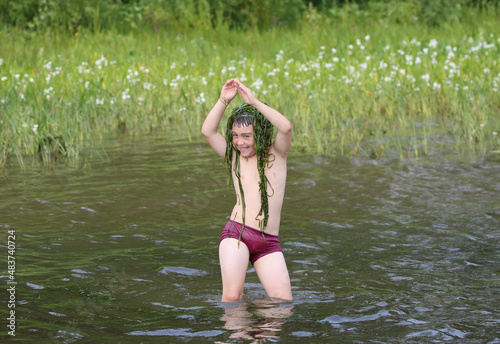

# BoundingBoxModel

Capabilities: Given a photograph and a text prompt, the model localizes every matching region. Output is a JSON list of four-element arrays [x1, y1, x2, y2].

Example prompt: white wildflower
[[195, 92, 206, 104], [95, 56, 108, 69], [122, 89, 131, 100], [251, 78, 263, 90]]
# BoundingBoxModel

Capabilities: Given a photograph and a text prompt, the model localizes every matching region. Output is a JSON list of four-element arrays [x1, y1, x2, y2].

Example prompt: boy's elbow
[[201, 126, 209, 138], [201, 127, 215, 140], [282, 121, 292, 135]]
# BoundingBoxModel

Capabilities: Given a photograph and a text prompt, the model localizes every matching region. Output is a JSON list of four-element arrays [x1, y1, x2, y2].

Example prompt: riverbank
[[1, 9, 499, 169]]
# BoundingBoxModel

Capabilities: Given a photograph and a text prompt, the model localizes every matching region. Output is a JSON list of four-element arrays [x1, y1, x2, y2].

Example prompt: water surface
[[1, 136, 499, 343]]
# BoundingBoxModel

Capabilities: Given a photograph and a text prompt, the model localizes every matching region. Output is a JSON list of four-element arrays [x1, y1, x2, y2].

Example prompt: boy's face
[[232, 123, 256, 158]]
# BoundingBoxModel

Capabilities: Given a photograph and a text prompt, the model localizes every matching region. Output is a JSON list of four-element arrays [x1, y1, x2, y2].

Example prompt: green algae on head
[[224, 102, 275, 234]]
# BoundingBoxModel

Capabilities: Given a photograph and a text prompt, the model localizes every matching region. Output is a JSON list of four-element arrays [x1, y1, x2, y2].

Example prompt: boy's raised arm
[[236, 81, 292, 157], [201, 79, 239, 158]]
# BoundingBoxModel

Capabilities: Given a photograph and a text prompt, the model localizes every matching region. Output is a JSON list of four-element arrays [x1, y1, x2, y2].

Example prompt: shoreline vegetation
[[0, 0, 499, 170]]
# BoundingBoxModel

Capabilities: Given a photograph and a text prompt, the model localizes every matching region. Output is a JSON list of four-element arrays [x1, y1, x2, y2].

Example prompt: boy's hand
[[236, 81, 258, 106], [220, 79, 239, 103]]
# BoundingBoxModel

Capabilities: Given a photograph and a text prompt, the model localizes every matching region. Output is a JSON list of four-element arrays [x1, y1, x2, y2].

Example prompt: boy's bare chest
[[239, 159, 260, 185], [236, 158, 280, 188]]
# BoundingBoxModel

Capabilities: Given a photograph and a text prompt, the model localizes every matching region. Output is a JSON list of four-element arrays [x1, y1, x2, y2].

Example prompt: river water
[[1, 135, 499, 343]]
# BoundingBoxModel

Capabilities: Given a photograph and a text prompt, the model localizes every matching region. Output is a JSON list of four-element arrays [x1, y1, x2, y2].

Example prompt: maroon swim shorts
[[219, 220, 283, 265]]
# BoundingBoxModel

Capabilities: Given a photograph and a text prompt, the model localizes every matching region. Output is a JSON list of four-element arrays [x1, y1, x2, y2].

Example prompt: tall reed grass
[[0, 8, 499, 169]]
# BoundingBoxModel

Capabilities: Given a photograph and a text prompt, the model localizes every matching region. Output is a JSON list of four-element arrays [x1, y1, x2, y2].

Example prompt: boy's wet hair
[[224, 103, 275, 240], [231, 111, 256, 128]]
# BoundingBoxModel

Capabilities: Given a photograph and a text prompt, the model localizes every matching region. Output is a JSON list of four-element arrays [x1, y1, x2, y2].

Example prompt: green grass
[[1, 9, 499, 169]]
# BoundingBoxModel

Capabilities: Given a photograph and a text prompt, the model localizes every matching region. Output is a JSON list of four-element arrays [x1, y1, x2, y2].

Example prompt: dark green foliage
[[225, 103, 274, 237], [324, 0, 498, 26], [0, 0, 497, 33], [323, 0, 493, 26], [1, 0, 121, 33], [216, 0, 306, 29], [0, 0, 306, 33], [419, 0, 466, 26], [37, 135, 67, 162], [311, 0, 499, 7]]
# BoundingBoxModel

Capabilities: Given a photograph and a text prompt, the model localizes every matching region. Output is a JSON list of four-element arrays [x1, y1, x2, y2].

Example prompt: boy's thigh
[[253, 252, 292, 299], [219, 238, 250, 283]]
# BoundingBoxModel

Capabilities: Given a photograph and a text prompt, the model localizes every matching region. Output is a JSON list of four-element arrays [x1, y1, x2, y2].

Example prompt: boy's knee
[[221, 291, 243, 302], [267, 290, 293, 301]]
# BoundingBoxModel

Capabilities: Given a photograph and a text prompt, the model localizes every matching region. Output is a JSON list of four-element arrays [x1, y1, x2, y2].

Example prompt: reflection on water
[[217, 298, 293, 343], [0, 135, 499, 343]]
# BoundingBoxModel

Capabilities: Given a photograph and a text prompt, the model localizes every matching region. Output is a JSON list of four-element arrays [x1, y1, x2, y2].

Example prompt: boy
[[201, 79, 293, 302]]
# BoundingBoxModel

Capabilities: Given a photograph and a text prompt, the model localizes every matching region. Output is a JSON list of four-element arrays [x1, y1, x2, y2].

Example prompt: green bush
[[325, 0, 470, 26], [0, 0, 496, 33], [419, 0, 465, 26], [0, 0, 118, 33], [0, 0, 307, 33]]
